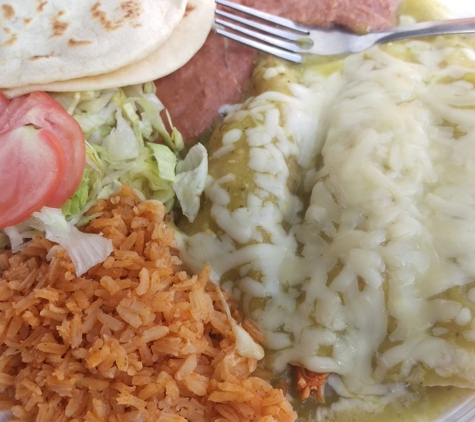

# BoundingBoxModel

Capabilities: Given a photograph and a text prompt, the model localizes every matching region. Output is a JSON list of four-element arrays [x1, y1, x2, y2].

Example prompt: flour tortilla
[[2, 0, 214, 97], [0, 0, 187, 88]]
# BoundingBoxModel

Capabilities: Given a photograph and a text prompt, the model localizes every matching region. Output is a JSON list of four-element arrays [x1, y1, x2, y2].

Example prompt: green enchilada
[[177, 0, 475, 419]]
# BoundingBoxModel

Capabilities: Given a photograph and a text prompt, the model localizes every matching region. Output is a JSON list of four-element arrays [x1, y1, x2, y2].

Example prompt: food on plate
[[0, 82, 196, 281], [178, 56, 309, 247], [295, 368, 329, 403], [50, 83, 185, 220], [155, 31, 258, 142], [2, 0, 215, 97], [2, 0, 475, 420], [177, 1, 475, 419], [0, 92, 86, 208], [0, 92, 86, 229], [0, 0, 187, 88], [0, 186, 297, 421], [0, 126, 65, 229]]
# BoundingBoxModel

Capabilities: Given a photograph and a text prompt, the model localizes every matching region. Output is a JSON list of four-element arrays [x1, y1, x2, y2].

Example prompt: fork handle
[[376, 17, 475, 44]]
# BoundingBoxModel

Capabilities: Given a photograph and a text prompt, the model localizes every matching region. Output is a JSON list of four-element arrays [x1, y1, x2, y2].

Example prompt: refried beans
[[155, 0, 400, 143], [155, 32, 258, 142]]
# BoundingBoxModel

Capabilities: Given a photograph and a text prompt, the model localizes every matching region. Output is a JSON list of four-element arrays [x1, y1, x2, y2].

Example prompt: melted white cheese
[[179, 36, 475, 412]]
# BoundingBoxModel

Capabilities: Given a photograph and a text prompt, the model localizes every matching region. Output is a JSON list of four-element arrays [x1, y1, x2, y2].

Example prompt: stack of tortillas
[[1, 0, 214, 97]]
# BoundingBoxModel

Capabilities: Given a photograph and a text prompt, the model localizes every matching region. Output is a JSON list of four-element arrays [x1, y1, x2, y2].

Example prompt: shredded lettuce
[[1, 208, 113, 276], [173, 143, 208, 223], [52, 82, 184, 222], [2, 220, 42, 253], [2, 226, 25, 253], [149, 143, 177, 182], [102, 109, 140, 161], [32, 208, 113, 276], [61, 168, 91, 219]]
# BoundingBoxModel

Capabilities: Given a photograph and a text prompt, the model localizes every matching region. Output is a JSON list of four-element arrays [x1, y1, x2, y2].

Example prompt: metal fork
[[215, 0, 475, 63]]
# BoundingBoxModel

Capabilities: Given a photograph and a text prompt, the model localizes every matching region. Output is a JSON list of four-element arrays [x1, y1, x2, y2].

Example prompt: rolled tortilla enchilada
[[179, 27, 475, 411], [178, 56, 344, 371]]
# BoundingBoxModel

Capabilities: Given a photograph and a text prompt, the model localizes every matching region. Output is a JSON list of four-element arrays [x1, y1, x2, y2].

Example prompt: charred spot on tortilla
[[23, 17, 32, 25], [29, 54, 53, 61], [90, 1, 142, 32], [1, 4, 14, 20], [50, 15, 68, 38], [120, 0, 142, 21], [2, 33, 17, 47], [68, 39, 92, 48], [90, 2, 122, 31], [36, 0, 47, 13], [184, 2, 196, 17]]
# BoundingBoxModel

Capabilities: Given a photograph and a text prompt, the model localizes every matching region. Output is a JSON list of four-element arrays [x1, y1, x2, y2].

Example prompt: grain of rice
[[175, 354, 197, 381], [36, 342, 67, 355], [120, 231, 139, 252], [137, 383, 163, 401], [0, 255, 9, 271], [0, 373, 14, 388], [0, 187, 297, 421], [136, 268, 150, 295], [184, 373, 208, 396], [34, 287, 60, 302], [100, 275, 121, 295], [116, 304, 142, 329], [140, 326, 169, 343], [70, 314, 83, 348], [97, 311, 124, 332], [17, 269, 39, 291], [39, 308, 67, 322], [92, 398, 107, 418], [158, 414, 187, 422]]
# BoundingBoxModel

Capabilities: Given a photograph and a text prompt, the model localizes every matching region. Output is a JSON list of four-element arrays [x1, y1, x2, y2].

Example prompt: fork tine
[[216, 27, 303, 63], [215, 18, 306, 53], [215, 0, 309, 35], [215, 9, 304, 42]]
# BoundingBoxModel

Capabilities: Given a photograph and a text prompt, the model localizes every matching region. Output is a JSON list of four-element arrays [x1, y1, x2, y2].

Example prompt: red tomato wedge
[[0, 126, 66, 229], [0, 92, 85, 207], [0, 93, 8, 115]]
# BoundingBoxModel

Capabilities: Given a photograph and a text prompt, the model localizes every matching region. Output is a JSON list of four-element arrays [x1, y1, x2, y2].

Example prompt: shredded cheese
[[179, 35, 475, 414]]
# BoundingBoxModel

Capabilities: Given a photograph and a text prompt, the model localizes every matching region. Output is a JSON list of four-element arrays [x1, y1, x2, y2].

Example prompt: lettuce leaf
[[173, 143, 208, 223], [32, 208, 113, 276], [149, 143, 177, 182]]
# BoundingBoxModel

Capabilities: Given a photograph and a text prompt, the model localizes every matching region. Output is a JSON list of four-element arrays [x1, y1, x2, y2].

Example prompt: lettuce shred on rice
[[0, 185, 297, 422]]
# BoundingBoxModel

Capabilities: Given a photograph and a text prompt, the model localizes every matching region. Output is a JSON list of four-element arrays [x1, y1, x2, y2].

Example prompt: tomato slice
[[0, 92, 85, 208], [0, 126, 65, 229], [0, 93, 8, 116]]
